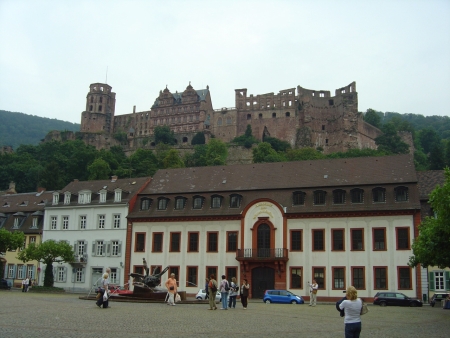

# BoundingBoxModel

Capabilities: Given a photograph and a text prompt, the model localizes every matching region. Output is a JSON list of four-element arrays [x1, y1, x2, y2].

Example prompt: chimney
[[133, 105, 136, 113], [37, 187, 46, 193], [111, 175, 118, 182], [6, 181, 17, 194], [74, 179, 79, 182]]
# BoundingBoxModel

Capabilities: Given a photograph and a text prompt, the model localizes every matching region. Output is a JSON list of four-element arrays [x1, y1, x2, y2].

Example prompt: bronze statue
[[129, 258, 169, 288]]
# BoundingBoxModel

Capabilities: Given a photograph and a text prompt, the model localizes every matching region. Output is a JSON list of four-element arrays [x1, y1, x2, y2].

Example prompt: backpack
[[210, 280, 217, 293], [224, 281, 230, 292]]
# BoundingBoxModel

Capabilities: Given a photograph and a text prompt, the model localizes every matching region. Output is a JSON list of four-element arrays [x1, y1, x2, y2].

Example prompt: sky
[[0, 0, 449, 124]]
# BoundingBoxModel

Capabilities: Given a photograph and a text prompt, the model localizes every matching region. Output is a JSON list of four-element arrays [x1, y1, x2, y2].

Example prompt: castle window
[[322, 125, 325, 130], [326, 139, 328, 144], [189, 115, 193, 122], [329, 99, 334, 106], [217, 118, 222, 126], [99, 105, 102, 112], [312, 93, 315, 96], [177, 117, 181, 123], [182, 137, 188, 143], [395, 186, 408, 202], [89, 105, 93, 111], [90, 97, 93, 103], [285, 112, 290, 117], [247, 114, 251, 120], [272, 113, 276, 118], [282, 101, 286, 106], [99, 97, 103, 103], [246, 102, 250, 106], [320, 93, 324, 97], [226, 117, 232, 125], [372, 187, 386, 203], [293, 191, 306, 206], [289, 100, 292, 106], [341, 89, 346, 93], [258, 113, 262, 119]]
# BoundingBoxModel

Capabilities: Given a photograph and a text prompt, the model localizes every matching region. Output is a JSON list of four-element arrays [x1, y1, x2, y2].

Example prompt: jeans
[[221, 292, 229, 309], [228, 295, 236, 308], [344, 322, 361, 338]]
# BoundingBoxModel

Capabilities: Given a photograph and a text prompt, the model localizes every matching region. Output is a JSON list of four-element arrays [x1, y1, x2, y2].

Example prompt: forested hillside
[[0, 110, 80, 150]]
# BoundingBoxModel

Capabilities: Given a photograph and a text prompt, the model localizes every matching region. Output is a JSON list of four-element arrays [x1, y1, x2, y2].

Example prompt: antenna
[[105, 66, 108, 84]]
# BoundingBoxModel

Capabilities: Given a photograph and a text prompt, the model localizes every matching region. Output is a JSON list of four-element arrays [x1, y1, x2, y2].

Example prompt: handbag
[[175, 293, 181, 302], [103, 290, 109, 301], [169, 286, 174, 290], [312, 289, 317, 294], [360, 300, 369, 315]]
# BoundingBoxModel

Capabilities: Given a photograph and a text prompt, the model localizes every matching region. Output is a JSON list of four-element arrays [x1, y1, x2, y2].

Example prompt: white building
[[42, 176, 150, 292], [127, 155, 422, 301]]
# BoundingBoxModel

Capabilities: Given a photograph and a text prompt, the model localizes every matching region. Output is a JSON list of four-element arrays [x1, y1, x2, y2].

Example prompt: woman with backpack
[[208, 274, 218, 310]]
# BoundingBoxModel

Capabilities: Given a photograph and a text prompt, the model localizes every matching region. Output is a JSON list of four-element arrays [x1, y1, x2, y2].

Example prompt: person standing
[[24, 277, 29, 292], [205, 277, 209, 300], [219, 275, 229, 310], [165, 273, 178, 306], [96, 273, 110, 308], [22, 278, 26, 292], [208, 274, 218, 310], [228, 277, 238, 309], [240, 279, 250, 309], [308, 279, 318, 306], [339, 286, 362, 338]]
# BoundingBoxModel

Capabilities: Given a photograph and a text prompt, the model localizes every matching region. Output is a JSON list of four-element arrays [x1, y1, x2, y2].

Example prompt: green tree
[[0, 229, 24, 273], [429, 143, 446, 170], [263, 136, 291, 152], [445, 140, 450, 167], [252, 142, 285, 163], [184, 145, 208, 167], [286, 147, 325, 161], [409, 168, 450, 269], [154, 126, 175, 145], [129, 148, 158, 177], [87, 158, 111, 180], [232, 125, 258, 148], [419, 128, 441, 154], [205, 139, 228, 166], [363, 109, 382, 129], [17, 240, 74, 287], [191, 132, 206, 145], [163, 149, 185, 169], [375, 123, 409, 154]]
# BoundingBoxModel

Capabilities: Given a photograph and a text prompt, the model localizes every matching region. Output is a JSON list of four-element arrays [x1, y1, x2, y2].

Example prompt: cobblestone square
[[0, 291, 448, 338]]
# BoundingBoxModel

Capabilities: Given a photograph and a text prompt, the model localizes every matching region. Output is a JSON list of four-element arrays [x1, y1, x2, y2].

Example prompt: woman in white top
[[339, 286, 362, 338]]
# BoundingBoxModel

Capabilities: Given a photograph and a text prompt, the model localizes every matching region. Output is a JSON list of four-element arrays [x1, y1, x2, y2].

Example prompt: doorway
[[252, 266, 275, 298]]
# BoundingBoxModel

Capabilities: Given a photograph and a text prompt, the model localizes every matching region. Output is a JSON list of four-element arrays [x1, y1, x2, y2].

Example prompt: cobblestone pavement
[[0, 290, 449, 338]]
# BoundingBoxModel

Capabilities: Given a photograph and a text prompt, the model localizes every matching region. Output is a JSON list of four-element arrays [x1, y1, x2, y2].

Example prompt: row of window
[[140, 194, 243, 211], [52, 267, 120, 284], [293, 186, 409, 206], [292, 227, 411, 252], [5, 264, 36, 280], [291, 266, 412, 290], [52, 190, 123, 205], [73, 240, 122, 257], [49, 214, 122, 230], [134, 227, 410, 254]]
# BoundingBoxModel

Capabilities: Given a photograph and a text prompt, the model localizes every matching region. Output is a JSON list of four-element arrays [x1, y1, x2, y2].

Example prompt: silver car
[[196, 289, 221, 302]]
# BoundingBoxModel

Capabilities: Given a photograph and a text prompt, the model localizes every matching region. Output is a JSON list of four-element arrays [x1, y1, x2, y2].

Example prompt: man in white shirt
[[308, 279, 318, 306]]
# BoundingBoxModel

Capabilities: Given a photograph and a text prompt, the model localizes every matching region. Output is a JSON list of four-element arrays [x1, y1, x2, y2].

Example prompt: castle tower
[[80, 83, 116, 133]]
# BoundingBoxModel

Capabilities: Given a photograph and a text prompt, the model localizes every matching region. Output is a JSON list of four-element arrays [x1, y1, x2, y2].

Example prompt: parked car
[[373, 292, 423, 307], [430, 293, 450, 307], [263, 290, 304, 304], [196, 289, 221, 302], [0, 279, 11, 290]]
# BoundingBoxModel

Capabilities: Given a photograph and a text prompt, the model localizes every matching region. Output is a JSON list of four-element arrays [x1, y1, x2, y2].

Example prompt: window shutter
[[73, 242, 78, 255], [429, 272, 435, 291], [118, 241, 122, 257], [31, 266, 36, 279], [3, 265, 7, 278], [53, 267, 57, 280], [116, 269, 121, 286], [22, 265, 27, 277], [81, 268, 85, 283], [63, 267, 67, 283], [92, 242, 96, 256], [12, 265, 17, 278], [106, 241, 111, 257], [71, 268, 75, 283], [446, 271, 450, 291]]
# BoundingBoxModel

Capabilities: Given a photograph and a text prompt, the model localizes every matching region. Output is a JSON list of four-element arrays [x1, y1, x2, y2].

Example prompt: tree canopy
[[17, 240, 75, 287], [408, 167, 450, 269]]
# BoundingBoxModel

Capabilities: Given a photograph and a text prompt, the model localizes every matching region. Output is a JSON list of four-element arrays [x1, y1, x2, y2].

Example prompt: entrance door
[[92, 268, 103, 288], [257, 223, 270, 257], [252, 267, 275, 298]]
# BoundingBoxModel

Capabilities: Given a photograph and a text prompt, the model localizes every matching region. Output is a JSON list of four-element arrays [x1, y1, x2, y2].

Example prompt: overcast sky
[[1, 0, 449, 124]]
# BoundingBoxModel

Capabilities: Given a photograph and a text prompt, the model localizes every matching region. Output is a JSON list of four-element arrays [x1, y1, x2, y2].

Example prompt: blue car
[[263, 290, 304, 304]]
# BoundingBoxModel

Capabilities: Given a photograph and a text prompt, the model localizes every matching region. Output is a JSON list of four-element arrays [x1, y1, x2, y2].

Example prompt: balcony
[[236, 248, 289, 262], [72, 254, 88, 265]]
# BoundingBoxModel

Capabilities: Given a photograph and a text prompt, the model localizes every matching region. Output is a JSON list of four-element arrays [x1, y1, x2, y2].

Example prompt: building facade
[[41, 176, 150, 291], [126, 154, 422, 301]]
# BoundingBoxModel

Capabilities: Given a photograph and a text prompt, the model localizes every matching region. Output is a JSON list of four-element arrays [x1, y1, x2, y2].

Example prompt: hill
[[0, 110, 80, 150]]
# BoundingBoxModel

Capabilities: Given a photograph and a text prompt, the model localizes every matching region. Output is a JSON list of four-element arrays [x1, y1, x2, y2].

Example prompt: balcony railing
[[236, 248, 288, 261], [72, 254, 88, 264]]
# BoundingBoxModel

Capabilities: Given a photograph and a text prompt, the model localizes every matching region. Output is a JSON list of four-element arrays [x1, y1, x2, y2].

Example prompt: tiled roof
[[143, 154, 417, 194], [416, 170, 445, 200]]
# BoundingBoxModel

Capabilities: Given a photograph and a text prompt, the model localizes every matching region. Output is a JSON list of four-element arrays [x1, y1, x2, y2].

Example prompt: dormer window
[[157, 197, 169, 210], [230, 194, 242, 208], [175, 197, 187, 210], [211, 195, 223, 208], [313, 190, 326, 205], [64, 192, 71, 205], [193, 196, 204, 209], [13, 212, 25, 229], [78, 191, 92, 204], [395, 186, 408, 202], [31, 217, 38, 229], [293, 191, 306, 206], [52, 193, 59, 205], [114, 189, 122, 202], [140, 198, 152, 210], [372, 187, 386, 203], [99, 190, 107, 203]]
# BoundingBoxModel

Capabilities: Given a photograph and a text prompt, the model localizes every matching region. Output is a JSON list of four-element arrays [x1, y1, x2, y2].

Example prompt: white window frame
[[75, 267, 84, 282], [31, 217, 38, 229], [56, 266, 67, 282], [52, 193, 59, 205], [99, 190, 107, 203], [79, 215, 86, 230], [27, 265, 34, 279], [64, 192, 71, 205], [51, 216, 57, 230], [435, 271, 445, 291], [8, 265, 15, 278], [113, 214, 120, 229], [13, 217, 19, 229], [62, 216, 69, 230], [17, 264, 25, 279], [95, 240, 105, 256], [98, 215, 105, 229], [110, 268, 118, 284], [111, 240, 120, 256], [77, 240, 86, 255], [114, 189, 122, 202]]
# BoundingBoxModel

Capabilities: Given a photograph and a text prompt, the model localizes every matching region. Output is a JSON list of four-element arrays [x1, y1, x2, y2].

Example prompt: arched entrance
[[252, 266, 275, 298], [257, 223, 270, 257]]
